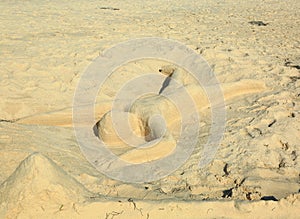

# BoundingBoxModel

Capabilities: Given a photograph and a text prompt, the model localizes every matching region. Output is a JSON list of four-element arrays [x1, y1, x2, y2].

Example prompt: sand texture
[[0, 0, 299, 218]]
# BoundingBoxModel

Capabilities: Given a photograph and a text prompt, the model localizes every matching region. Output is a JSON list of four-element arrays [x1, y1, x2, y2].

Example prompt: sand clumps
[[0, 150, 299, 219]]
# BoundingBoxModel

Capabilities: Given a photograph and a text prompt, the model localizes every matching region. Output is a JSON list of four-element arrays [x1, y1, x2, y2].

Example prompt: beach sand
[[0, 0, 299, 218]]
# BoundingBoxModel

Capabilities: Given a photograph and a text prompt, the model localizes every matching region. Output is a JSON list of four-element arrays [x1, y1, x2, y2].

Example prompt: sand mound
[[96, 111, 146, 148], [96, 107, 177, 163], [130, 94, 181, 137], [0, 153, 93, 205]]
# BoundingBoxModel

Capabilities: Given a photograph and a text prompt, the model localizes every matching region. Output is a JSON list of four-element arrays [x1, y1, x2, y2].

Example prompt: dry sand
[[0, 0, 299, 218]]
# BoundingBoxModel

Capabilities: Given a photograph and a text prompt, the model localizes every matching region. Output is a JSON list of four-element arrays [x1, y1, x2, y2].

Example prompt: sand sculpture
[[95, 65, 266, 164]]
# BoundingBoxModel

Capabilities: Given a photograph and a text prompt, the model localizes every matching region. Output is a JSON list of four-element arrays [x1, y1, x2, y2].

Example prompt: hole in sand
[[144, 114, 167, 142]]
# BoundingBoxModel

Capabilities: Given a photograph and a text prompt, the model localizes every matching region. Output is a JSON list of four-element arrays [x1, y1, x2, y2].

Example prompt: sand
[[0, 0, 299, 218]]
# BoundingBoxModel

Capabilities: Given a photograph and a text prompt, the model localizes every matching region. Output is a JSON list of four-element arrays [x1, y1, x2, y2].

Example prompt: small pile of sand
[[0, 153, 93, 217]]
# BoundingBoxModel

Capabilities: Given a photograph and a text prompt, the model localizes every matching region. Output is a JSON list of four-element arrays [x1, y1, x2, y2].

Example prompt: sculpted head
[[158, 65, 177, 77]]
